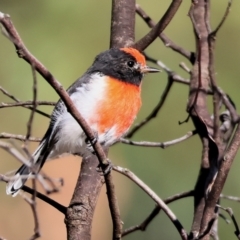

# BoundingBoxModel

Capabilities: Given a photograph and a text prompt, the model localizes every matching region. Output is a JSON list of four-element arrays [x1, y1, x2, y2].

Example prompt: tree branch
[[110, 0, 136, 47], [135, 3, 193, 62], [0, 86, 51, 118], [0, 100, 55, 108], [114, 166, 188, 240], [122, 190, 194, 237], [216, 205, 240, 239], [121, 130, 197, 148], [0, 132, 41, 142], [0, 174, 67, 214], [199, 123, 240, 238], [133, 0, 182, 51]]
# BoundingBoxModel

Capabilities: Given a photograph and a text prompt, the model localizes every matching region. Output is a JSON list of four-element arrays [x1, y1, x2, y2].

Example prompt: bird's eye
[[127, 61, 135, 68]]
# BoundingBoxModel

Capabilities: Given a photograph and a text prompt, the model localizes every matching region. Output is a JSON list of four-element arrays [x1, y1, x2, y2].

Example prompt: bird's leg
[[85, 132, 112, 175], [85, 131, 99, 154]]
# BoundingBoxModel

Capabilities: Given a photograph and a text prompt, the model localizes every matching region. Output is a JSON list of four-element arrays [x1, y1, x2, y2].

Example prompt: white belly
[[47, 73, 116, 159]]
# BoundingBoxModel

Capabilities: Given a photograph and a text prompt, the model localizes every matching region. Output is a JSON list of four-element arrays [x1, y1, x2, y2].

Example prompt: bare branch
[[20, 65, 41, 240], [179, 62, 191, 73], [212, 0, 232, 35], [221, 194, 240, 202], [200, 124, 240, 237], [216, 205, 240, 239], [0, 141, 30, 166], [219, 213, 231, 224], [25, 65, 37, 143], [122, 190, 193, 237], [21, 181, 41, 240], [207, 1, 233, 143], [208, 27, 221, 144], [65, 156, 104, 240], [114, 166, 188, 240], [37, 172, 63, 195], [0, 174, 67, 214], [0, 132, 41, 142], [135, 3, 193, 61], [0, 86, 51, 118], [134, 0, 182, 51], [22, 184, 67, 214], [0, 101, 55, 108], [110, 0, 136, 48], [145, 54, 190, 85], [121, 130, 197, 148]]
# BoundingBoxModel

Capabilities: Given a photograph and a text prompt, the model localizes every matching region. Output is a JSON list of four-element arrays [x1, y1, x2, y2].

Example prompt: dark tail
[[6, 139, 48, 196], [6, 164, 31, 196]]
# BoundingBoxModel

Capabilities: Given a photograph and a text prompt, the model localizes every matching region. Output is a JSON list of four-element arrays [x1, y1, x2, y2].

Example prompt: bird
[[6, 47, 159, 196]]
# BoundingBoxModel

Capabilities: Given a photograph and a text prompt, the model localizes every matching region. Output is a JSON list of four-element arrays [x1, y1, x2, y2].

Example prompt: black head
[[87, 48, 159, 86]]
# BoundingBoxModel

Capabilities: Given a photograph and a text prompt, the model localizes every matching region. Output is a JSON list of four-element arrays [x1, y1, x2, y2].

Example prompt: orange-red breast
[[6, 47, 159, 196]]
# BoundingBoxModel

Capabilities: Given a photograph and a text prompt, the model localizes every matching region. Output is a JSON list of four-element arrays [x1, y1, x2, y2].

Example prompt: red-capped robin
[[6, 47, 159, 196]]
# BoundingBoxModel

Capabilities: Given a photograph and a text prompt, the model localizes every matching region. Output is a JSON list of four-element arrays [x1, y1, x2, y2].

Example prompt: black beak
[[140, 65, 161, 73]]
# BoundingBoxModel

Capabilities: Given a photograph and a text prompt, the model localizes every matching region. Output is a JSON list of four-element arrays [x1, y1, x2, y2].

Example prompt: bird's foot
[[85, 132, 98, 154], [96, 158, 113, 176]]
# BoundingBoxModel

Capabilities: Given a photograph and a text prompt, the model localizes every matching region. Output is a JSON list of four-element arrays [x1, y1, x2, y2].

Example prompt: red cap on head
[[120, 48, 146, 66]]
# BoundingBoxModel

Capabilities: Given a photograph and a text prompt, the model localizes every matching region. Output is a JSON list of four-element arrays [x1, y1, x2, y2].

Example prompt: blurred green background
[[0, 0, 240, 239]]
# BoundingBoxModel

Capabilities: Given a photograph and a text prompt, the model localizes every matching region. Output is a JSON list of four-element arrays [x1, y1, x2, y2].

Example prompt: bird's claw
[[85, 132, 98, 154], [96, 159, 113, 176]]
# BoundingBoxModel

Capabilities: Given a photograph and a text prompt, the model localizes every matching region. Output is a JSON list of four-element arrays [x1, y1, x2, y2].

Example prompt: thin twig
[[37, 172, 63, 195], [135, 3, 193, 62], [22, 185, 67, 214], [199, 123, 240, 237], [0, 132, 41, 142], [0, 174, 32, 182], [219, 213, 231, 224], [145, 54, 190, 85], [0, 101, 55, 108], [114, 166, 188, 240], [29, 178, 40, 240], [207, 0, 232, 143], [122, 190, 194, 237], [134, 0, 183, 50], [121, 130, 197, 148], [0, 86, 51, 118], [179, 62, 191, 73], [216, 205, 240, 239], [0, 174, 67, 214], [26, 65, 38, 142], [212, 0, 232, 35], [0, 141, 30, 166], [220, 194, 240, 202], [23, 65, 41, 240]]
